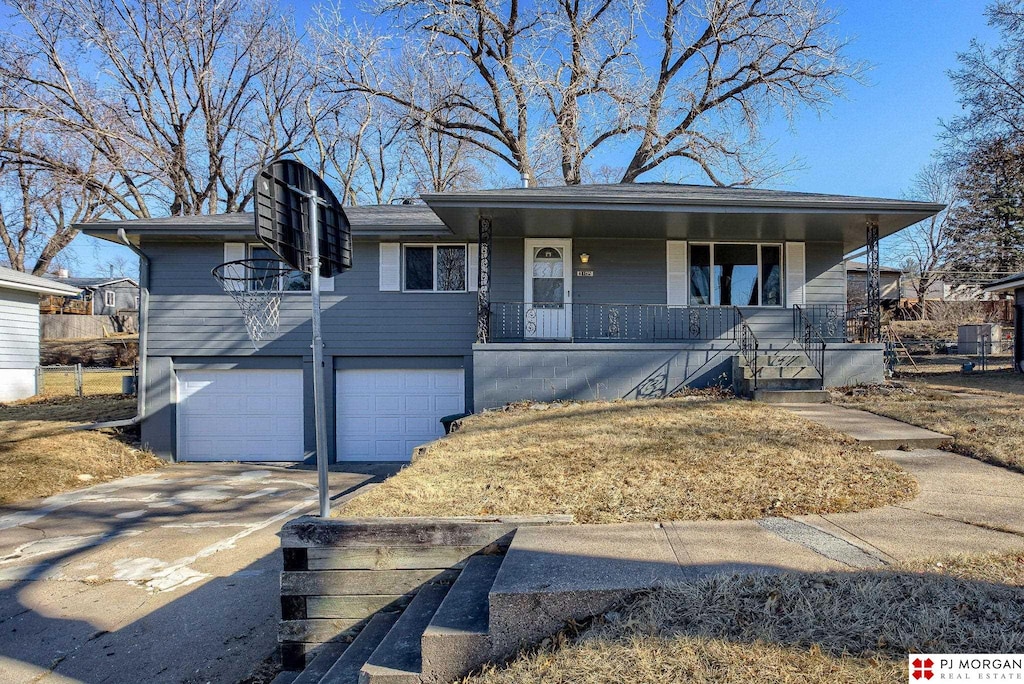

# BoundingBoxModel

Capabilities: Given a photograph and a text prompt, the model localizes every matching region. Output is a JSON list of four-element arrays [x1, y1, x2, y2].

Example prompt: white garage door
[[177, 369, 304, 462], [336, 368, 465, 462]]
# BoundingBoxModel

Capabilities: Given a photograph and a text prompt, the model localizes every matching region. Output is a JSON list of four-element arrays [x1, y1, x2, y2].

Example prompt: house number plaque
[[576, 269, 594, 277]]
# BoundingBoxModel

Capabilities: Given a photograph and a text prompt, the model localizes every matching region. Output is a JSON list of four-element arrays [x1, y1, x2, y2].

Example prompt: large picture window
[[688, 243, 783, 306], [404, 244, 467, 292]]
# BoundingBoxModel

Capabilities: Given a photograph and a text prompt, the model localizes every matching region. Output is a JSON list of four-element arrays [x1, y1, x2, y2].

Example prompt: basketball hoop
[[212, 258, 292, 347]]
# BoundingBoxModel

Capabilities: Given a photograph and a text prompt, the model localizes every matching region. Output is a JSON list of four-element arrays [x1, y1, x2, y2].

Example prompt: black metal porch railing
[[487, 302, 740, 342], [733, 306, 760, 391], [793, 304, 827, 385]]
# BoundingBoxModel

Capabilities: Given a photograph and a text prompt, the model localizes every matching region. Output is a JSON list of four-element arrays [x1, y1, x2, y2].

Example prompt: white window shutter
[[666, 241, 688, 306], [785, 242, 806, 307], [379, 243, 401, 291], [467, 243, 479, 292], [222, 242, 246, 292]]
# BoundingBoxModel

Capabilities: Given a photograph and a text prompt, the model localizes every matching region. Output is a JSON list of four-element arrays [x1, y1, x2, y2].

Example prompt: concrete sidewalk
[[782, 403, 950, 450], [500, 448, 1024, 613]]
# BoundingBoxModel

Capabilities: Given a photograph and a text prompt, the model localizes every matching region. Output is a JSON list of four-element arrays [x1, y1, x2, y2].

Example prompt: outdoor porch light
[[579, 253, 590, 264]]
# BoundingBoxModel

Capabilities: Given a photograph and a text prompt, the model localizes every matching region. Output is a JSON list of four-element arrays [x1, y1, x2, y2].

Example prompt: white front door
[[524, 239, 572, 339]]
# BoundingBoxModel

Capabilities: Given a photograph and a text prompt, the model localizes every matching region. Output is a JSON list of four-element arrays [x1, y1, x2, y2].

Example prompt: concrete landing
[[488, 522, 683, 659], [782, 403, 951, 449]]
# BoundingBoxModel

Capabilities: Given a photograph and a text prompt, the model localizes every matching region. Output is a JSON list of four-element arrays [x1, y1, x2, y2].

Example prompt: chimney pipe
[[58, 268, 70, 279], [521, 172, 530, 189]]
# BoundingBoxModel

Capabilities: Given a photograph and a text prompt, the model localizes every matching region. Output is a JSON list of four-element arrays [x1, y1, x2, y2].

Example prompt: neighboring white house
[[0, 266, 80, 402]]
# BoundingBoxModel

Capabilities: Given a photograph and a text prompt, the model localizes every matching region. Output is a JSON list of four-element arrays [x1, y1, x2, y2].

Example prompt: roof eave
[[0, 280, 81, 296], [420, 193, 947, 215]]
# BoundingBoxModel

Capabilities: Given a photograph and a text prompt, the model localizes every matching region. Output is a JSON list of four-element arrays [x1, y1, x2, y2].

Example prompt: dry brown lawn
[[0, 395, 162, 505], [834, 370, 1024, 472], [340, 398, 916, 523], [465, 550, 1024, 684]]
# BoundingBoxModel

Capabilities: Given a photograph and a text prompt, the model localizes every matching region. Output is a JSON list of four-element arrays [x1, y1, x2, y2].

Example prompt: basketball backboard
[[253, 160, 352, 277]]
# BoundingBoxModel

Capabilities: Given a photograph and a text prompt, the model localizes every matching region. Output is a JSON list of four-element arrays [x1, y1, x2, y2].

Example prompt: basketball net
[[212, 259, 290, 347]]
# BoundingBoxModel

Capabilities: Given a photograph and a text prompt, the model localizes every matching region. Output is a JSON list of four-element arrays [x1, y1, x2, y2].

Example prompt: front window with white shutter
[[687, 242, 784, 307]]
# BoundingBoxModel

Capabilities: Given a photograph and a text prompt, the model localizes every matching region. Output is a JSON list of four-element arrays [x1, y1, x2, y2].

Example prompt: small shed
[[0, 266, 80, 401], [42, 274, 139, 316], [984, 272, 1024, 373]]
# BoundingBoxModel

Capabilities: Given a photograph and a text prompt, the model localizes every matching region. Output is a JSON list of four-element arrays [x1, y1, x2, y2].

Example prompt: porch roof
[[421, 183, 945, 252]]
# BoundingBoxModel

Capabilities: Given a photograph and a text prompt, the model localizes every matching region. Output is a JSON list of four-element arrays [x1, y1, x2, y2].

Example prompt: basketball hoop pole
[[306, 189, 330, 518]]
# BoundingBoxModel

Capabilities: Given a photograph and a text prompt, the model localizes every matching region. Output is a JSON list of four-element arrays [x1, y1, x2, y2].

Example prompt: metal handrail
[[793, 304, 827, 385], [732, 306, 760, 391]]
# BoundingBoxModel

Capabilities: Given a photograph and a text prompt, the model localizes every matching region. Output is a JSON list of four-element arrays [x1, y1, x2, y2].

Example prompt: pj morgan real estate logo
[[909, 654, 1024, 681]]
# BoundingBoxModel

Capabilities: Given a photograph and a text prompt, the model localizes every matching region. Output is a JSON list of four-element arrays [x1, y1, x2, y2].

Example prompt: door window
[[532, 247, 564, 308]]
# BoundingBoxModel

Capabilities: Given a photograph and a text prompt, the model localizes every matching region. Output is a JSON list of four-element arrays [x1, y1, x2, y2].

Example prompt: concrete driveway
[[0, 462, 397, 684]]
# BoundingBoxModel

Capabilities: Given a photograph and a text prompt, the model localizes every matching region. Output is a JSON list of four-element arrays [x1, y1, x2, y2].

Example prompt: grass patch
[[834, 370, 1024, 472], [339, 398, 916, 523], [0, 395, 162, 505], [465, 550, 1024, 684]]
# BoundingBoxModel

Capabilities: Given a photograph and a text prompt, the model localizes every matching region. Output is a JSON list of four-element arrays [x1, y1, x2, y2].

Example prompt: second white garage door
[[177, 369, 305, 462], [336, 368, 465, 461]]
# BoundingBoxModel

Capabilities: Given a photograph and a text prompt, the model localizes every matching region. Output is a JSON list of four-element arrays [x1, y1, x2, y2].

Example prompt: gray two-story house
[[79, 184, 943, 463]]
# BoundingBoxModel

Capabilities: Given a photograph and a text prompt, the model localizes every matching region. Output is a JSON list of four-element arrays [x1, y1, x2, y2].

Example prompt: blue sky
[[69, 0, 997, 275]]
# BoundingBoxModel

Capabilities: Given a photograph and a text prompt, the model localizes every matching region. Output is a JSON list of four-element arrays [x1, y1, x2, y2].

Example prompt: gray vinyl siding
[[804, 241, 846, 305], [0, 289, 40, 369], [143, 239, 476, 357], [492, 238, 666, 305], [490, 237, 524, 304], [572, 239, 666, 304], [145, 236, 845, 359]]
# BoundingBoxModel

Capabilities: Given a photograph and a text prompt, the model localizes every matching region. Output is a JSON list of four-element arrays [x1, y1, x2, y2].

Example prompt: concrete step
[[743, 377, 823, 392], [320, 611, 400, 684], [292, 641, 349, 684], [488, 523, 684, 663], [738, 353, 810, 368], [421, 555, 504, 684], [753, 389, 831, 404], [360, 580, 452, 684], [741, 365, 821, 380]]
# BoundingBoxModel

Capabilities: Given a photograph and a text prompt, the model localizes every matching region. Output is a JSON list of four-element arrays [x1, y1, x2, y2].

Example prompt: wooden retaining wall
[[278, 515, 571, 670]]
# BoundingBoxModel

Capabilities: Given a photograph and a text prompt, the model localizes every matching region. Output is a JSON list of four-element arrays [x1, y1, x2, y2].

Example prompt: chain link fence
[[36, 364, 137, 397]]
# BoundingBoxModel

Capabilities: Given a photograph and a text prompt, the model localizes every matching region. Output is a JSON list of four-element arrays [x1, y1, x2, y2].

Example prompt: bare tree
[[619, 0, 861, 184], [323, 0, 860, 186], [891, 161, 961, 319], [307, 6, 486, 200], [0, 108, 110, 274], [0, 0, 312, 223]]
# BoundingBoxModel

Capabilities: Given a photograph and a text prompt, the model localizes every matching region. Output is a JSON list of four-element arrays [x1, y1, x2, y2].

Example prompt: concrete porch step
[[738, 353, 810, 368], [742, 365, 821, 380], [753, 389, 831, 404], [743, 377, 823, 392], [421, 555, 504, 684], [317, 611, 400, 684], [360, 580, 452, 684]]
